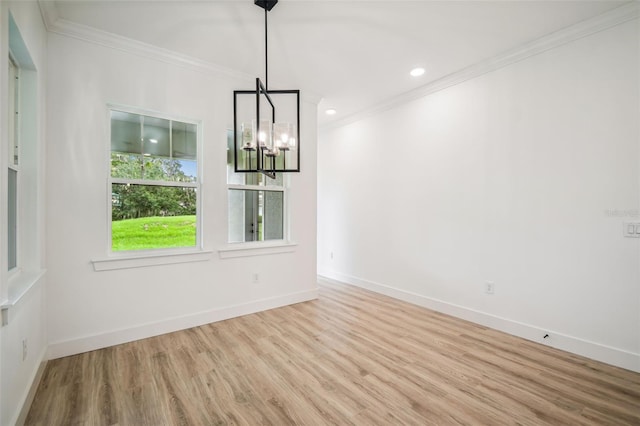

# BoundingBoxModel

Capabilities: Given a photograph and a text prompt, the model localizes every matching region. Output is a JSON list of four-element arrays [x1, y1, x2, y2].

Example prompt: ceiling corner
[[38, 0, 60, 32]]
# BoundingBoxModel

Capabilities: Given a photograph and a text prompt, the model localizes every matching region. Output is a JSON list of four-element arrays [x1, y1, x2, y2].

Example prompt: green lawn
[[112, 215, 196, 251]]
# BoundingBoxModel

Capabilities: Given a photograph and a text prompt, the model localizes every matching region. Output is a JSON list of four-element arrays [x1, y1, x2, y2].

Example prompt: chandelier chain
[[264, 8, 269, 91]]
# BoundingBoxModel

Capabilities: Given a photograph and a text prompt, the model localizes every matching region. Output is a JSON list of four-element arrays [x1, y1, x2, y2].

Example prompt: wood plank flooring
[[26, 280, 640, 425]]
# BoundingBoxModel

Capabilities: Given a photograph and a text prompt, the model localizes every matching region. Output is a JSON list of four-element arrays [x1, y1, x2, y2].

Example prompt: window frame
[[7, 53, 20, 275], [107, 105, 203, 255], [226, 130, 289, 245], [227, 182, 287, 242]]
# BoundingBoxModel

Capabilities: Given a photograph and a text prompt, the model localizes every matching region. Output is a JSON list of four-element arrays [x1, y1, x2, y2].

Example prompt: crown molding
[[36, 1, 323, 105], [46, 17, 254, 81], [36, 1, 637, 114], [37, 0, 59, 32], [321, 1, 639, 132]]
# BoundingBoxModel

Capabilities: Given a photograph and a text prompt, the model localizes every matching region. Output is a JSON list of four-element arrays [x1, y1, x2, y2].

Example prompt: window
[[109, 109, 200, 252], [227, 131, 285, 243], [7, 55, 19, 271], [5, 13, 41, 281]]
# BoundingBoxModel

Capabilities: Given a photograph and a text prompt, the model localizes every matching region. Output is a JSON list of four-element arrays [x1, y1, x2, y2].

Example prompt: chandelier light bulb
[[241, 123, 255, 150]]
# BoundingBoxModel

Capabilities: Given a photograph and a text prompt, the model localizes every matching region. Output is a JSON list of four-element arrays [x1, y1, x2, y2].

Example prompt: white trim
[[8, 53, 21, 274], [38, 12, 324, 104], [227, 183, 285, 192], [318, 272, 640, 373], [35, 2, 637, 117], [92, 249, 213, 272], [218, 241, 297, 259], [47, 288, 318, 359], [37, 0, 59, 32], [108, 103, 202, 127], [48, 18, 248, 81], [2, 269, 46, 326], [321, 2, 640, 132], [111, 178, 198, 188], [6, 269, 45, 307]]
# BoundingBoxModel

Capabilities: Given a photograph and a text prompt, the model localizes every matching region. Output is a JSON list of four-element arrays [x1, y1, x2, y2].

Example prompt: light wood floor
[[26, 280, 640, 425]]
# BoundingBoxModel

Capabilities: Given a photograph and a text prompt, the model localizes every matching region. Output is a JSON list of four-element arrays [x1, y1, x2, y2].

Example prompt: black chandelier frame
[[233, 0, 301, 179]]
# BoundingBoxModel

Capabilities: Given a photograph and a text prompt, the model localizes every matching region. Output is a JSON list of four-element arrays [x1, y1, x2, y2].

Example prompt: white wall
[[45, 31, 317, 357], [319, 19, 639, 372], [0, 2, 48, 425]]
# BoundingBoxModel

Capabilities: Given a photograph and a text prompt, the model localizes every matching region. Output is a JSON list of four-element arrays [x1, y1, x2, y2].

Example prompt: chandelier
[[233, 0, 301, 179]]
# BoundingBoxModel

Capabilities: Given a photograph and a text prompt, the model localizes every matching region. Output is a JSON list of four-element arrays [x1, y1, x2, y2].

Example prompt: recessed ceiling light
[[410, 67, 425, 77], [325, 109, 337, 116]]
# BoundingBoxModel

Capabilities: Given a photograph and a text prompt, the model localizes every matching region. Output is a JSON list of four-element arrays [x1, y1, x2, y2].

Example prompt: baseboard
[[48, 288, 318, 359], [13, 348, 48, 426], [319, 271, 640, 373]]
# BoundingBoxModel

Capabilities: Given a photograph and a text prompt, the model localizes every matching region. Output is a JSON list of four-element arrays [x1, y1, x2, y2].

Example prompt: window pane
[[111, 153, 142, 180], [172, 121, 197, 181], [263, 190, 283, 240], [111, 152, 196, 183], [111, 111, 197, 182], [173, 159, 197, 182], [227, 129, 246, 185], [228, 188, 246, 243], [228, 189, 283, 242], [172, 122, 197, 160], [142, 115, 170, 158], [142, 157, 195, 182], [111, 111, 142, 156], [9, 57, 18, 166], [111, 183, 197, 251], [8, 168, 17, 270]]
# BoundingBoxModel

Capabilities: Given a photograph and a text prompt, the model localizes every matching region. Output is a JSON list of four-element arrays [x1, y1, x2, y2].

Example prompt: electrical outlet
[[251, 273, 260, 284], [22, 339, 27, 361], [623, 222, 640, 238], [484, 281, 495, 295]]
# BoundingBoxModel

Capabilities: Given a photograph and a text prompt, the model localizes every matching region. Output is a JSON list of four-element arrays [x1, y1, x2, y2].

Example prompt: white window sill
[[218, 241, 297, 259], [92, 249, 213, 271], [2, 269, 47, 326]]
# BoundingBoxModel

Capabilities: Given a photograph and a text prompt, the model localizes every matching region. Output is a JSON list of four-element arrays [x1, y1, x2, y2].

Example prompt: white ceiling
[[49, 0, 629, 126]]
